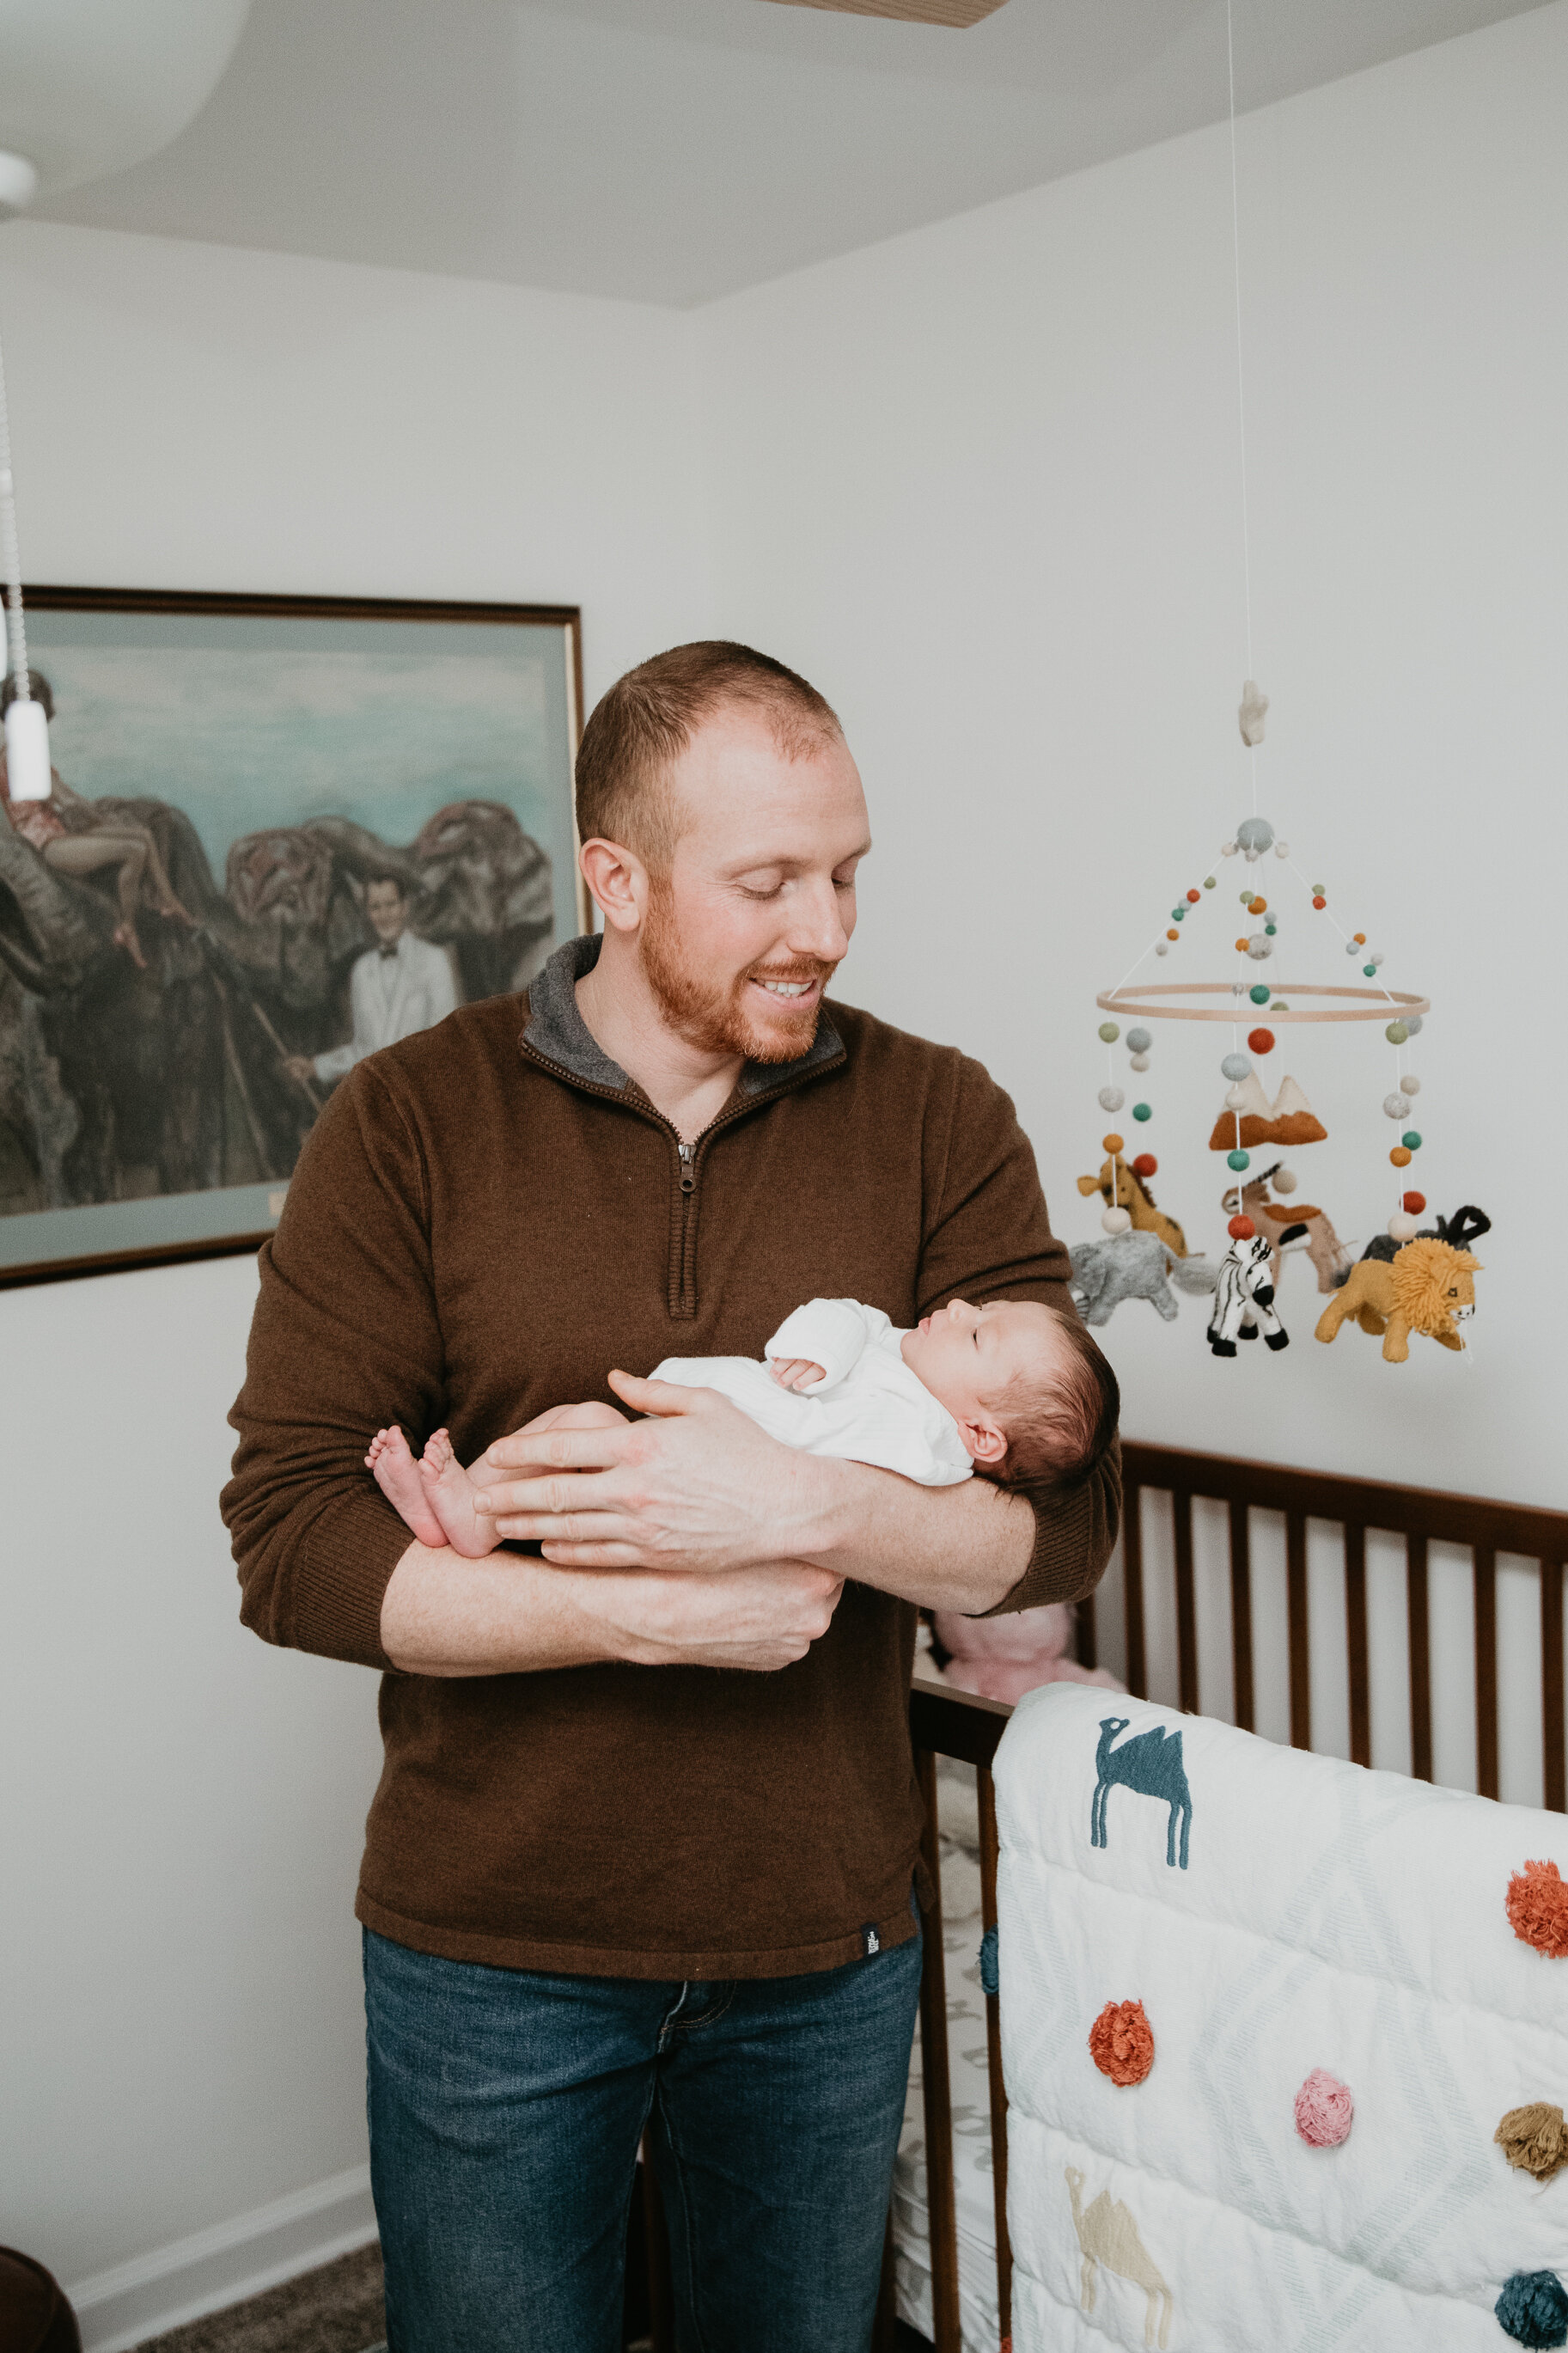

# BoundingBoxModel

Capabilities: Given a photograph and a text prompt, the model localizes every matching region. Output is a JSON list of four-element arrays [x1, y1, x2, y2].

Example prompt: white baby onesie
[[650, 1298, 974, 1488]]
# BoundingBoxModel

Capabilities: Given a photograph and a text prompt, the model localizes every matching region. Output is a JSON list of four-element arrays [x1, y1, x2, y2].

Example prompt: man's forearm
[[803, 1461, 1036, 1613], [380, 1539, 843, 1677]]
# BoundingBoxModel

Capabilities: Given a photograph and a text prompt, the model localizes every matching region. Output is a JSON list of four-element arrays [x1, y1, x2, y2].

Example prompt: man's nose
[[785, 878, 851, 963]]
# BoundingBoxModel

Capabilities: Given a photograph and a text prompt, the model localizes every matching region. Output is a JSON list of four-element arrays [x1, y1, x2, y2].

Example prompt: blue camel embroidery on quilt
[[1090, 1716, 1193, 1870]]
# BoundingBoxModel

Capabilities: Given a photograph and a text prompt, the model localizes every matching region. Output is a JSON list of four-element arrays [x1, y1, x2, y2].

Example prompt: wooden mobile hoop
[[1096, 984, 1432, 1025]]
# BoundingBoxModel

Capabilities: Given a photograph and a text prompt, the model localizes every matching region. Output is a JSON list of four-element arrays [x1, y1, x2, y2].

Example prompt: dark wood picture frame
[[0, 586, 585, 1290]]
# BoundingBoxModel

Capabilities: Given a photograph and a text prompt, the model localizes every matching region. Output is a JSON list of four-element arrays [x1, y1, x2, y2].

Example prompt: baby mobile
[[1068, 4, 1486, 1366]]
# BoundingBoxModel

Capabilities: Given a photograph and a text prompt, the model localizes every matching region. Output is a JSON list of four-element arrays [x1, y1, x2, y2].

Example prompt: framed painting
[[0, 588, 587, 1287]]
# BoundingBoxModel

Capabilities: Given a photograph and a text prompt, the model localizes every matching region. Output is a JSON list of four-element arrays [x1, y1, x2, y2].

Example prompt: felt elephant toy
[[1070, 1232, 1217, 1327]]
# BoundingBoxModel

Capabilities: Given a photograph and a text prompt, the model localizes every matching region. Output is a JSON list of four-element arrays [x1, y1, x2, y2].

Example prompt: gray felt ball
[[1126, 1027, 1152, 1054], [1406, 1015, 1424, 1036], [1221, 1053, 1252, 1080], [1236, 816, 1275, 855], [1247, 934, 1273, 960], [1098, 1086, 1126, 1112], [1383, 1092, 1411, 1121]]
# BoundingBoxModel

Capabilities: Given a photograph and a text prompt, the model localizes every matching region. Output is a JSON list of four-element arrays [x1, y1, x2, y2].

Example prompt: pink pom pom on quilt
[[1295, 2069, 1354, 2147]]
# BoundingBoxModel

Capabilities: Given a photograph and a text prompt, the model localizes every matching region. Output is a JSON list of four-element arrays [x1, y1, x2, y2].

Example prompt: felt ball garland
[[1294, 2069, 1354, 2147], [1088, 1999, 1154, 2086], [1496, 2104, 1568, 2183], [1496, 2271, 1568, 2350], [1506, 1860, 1568, 1958]]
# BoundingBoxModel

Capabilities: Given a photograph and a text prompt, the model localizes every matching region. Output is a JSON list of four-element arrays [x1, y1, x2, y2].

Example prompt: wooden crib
[[638, 1441, 1568, 2353]]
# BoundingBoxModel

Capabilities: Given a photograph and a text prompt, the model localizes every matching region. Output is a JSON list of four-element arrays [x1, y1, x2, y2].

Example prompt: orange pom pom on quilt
[[1089, 1999, 1155, 2086], [1506, 1860, 1568, 1957]]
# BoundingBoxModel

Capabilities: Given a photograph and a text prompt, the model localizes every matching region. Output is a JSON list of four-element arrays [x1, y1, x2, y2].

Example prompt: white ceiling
[[31, 0, 1547, 306]]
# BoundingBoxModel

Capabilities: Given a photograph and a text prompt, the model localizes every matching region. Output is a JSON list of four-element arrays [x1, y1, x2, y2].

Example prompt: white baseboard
[[66, 2166, 377, 2353]]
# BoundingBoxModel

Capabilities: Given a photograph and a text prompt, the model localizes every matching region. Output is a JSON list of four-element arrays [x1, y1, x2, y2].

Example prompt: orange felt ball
[[1166, 927, 1180, 941], [1353, 932, 1367, 945], [1312, 894, 1327, 909], [1403, 1191, 1426, 1214], [1102, 1132, 1125, 1153], [1187, 889, 1201, 904], [1228, 1214, 1254, 1240], [1391, 1146, 1412, 1167], [1249, 896, 1267, 914], [1132, 1153, 1157, 1177], [1089, 1999, 1155, 2087], [1234, 937, 1249, 952], [1248, 1027, 1275, 1054], [1506, 1860, 1568, 1958]]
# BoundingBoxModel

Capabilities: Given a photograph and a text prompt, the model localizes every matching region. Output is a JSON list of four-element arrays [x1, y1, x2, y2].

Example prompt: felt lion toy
[[1314, 1236, 1481, 1362]]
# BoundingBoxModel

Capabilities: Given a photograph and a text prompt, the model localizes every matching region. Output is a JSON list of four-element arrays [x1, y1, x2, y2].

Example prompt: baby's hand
[[768, 1358, 826, 1392]]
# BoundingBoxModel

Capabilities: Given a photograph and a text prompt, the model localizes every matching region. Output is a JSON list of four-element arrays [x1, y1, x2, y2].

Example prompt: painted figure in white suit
[[284, 874, 459, 1087]]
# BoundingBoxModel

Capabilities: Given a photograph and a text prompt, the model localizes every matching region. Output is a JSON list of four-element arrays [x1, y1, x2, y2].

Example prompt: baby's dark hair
[[978, 1304, 1120, 1500]]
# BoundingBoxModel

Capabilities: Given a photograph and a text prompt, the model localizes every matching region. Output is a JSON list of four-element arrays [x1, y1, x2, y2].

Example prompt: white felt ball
[[1156, 940, 1169, 956], [1370, 951, 1384, 968], [1402, 1075, 1421, 1096], [1247, 933, 1273, 960], [1382, 1091, 1411, 1120], [1388, 1213, 1420, 1243], [1224, 1083, 1250, 1110], [1273, 1167, 1299, 1194], [1101, 1206, 1132, 1236], [1221, 840, 1237, 857], [1098, 1086, 1126, 1112], [1129, 1052, 1150, 1072], [1345, 939, 1362, 956], [1274, 840, 1291, 858]]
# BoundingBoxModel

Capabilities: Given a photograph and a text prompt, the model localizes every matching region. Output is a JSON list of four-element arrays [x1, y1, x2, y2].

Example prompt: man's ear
[[580, 838, 647, 934], [959, 1415, 1009, 1467]]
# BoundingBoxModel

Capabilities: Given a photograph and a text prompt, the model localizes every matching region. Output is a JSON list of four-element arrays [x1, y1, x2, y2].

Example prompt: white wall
[[700, 0, 1568, 1510], [0, 224, 712, 2335], [5, 0, 1568, 2326]]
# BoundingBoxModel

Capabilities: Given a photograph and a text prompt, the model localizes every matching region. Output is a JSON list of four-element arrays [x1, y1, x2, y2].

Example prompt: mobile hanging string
[[0, 311, 51, 799]]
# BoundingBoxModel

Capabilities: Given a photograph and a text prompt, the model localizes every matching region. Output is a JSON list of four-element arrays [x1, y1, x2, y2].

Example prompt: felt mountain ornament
[[1208, 1073, 1328, 1151]]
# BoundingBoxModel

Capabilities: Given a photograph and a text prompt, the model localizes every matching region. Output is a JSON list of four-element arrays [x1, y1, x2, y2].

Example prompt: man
[[282, 871, 457, 1086], [223, 642, 1119, 2353]]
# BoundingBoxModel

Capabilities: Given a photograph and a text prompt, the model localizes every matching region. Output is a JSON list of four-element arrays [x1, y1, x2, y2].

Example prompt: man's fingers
[[607, 1369, 726, 1417], [485, 1423, 634, 1473]]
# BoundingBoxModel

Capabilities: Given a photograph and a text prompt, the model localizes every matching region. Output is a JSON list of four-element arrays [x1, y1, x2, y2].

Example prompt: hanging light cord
[[0, 315, 32, 700], [1225, 0, 1259, 814]]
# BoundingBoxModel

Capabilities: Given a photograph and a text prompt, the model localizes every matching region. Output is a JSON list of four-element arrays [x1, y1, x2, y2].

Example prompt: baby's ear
[[961, 1416, 1009, 1467]]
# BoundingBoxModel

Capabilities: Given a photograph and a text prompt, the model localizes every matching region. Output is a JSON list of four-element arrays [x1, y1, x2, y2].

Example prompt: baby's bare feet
[[367, 1424, 448, 1549], [419, 1427, 498, 1559]]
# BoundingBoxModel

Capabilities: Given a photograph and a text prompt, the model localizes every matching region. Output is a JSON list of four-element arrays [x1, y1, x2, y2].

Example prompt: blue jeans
[[363, 1918, 922, 2353]]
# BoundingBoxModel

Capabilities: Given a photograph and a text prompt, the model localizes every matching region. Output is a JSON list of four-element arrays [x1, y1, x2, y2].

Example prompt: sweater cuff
[[296, 1488, 413, 1671], [979, 1436, 1123, 1617]]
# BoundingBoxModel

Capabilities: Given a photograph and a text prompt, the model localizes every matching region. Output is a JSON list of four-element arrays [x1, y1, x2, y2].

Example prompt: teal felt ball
[[1098, 1023, 1120, 1042], [1172, 906, 1187, 920], [1385, 1021, 1409, 1044], [1364, 963, 1376, 976], [1227, 1149, 1251, 1171], [1402, 1130, 1422, 1150], [1495, 2269, 1568, 2349], [1266, 922, 1278, 935], [1132, 1103, 1152, 1122], [1249, 984, 1271, 1005]]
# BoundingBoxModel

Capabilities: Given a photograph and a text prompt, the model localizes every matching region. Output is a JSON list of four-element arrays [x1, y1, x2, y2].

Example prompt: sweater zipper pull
[[677, 1140, 695, 1193]]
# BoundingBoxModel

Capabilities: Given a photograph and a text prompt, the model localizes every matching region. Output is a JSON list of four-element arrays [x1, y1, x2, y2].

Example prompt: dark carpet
[[131, 2245, 384, 2353]]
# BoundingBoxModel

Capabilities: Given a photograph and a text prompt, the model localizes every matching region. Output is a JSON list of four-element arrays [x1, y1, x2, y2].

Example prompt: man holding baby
[[223, 641, 1120, 2353]]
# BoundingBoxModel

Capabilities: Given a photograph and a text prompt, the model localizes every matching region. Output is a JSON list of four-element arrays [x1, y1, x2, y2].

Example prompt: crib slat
[[915, 1747, 963, 2353], [1124, 1482, 1147, 1699], [1286, 1509, 1311, 1751], [1344, 1523, 1371, 1769], [1473, 1547, 1499, 1801], [1543, 1559, 1566, 1813], [1227, 1499, 1254, 1733], [872, 2213, 898, 2352], [1077, 1586, 1099, 1672], [1407, 1533, 1433, 1783], [977, 1769, 1013, 2345], [1174, 1488, 1199, 1715]]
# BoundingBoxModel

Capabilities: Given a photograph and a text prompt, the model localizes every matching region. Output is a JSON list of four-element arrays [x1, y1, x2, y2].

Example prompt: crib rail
[[1086, 1443, 1568, 1807]]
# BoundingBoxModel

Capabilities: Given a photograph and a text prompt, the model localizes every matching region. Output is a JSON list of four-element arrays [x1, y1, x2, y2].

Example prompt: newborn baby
[[366, 1294, 1117, 1561]]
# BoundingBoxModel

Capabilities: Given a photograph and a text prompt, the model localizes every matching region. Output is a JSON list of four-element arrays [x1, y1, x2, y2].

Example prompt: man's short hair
[[1, 669, 54, 722], [575, 641, 843, 871], [365, 871, 408, 901]]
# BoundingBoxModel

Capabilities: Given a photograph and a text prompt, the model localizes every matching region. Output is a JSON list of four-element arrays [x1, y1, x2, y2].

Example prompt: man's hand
[[474, 1372, 830, 1570], [281, 1054, 317, 1085], [768, 1357, 826, 1392]]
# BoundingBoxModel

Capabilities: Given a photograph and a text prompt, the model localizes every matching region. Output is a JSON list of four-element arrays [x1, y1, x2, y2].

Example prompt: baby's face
[[900, 1298, 1065, 1438]]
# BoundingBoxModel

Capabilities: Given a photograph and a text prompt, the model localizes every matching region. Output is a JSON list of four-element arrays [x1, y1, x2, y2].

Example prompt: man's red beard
[[640, 877, 836, 1064]]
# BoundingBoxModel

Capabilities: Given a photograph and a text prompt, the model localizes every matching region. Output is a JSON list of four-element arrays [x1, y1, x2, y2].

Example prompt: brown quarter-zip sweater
[[223, 935, 1119, 1978]]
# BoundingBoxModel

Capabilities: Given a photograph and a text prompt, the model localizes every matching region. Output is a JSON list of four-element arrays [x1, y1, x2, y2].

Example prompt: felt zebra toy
[[1206, 1219, 1305, 1356]]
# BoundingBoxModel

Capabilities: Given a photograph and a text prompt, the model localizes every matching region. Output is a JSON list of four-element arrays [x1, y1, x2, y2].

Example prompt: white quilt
[[995, 1683, 1568, 2351]]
